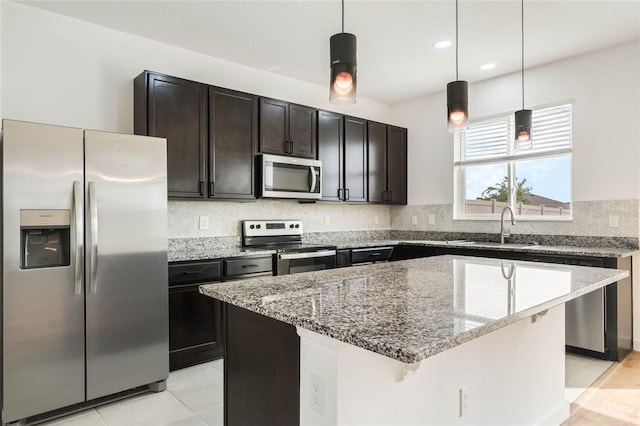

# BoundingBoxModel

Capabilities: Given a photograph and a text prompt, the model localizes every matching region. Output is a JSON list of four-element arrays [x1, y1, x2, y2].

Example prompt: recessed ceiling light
[[480, 63, 496, 70], [433, 40, 452, 49]]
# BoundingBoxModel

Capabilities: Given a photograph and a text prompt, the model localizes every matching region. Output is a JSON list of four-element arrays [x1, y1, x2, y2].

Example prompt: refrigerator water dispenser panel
[[20, 209, 71, 269]]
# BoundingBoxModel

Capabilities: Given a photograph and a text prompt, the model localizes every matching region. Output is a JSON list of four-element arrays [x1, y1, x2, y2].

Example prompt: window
[[454, 103, 572, 220]]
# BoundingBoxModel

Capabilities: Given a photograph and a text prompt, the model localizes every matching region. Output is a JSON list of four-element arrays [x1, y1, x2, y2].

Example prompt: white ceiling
[[18, 0, 640, 104]]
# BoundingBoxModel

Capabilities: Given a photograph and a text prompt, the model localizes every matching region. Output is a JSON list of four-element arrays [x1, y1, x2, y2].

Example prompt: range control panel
[[242, 220, 302, 237]]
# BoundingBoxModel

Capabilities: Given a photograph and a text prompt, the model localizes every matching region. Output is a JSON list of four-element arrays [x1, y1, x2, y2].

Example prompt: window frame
[[453, 102, 573, 222]]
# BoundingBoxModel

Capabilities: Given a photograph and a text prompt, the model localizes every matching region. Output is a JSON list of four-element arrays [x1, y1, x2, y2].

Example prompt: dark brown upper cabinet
[[367, 122, 407, 205], [209, 87, 258, 200], [134, 71, 258, 200], [317, 110, 344, 201], [343, 116, 368, 203], [259, 98, 317, 159], [135, 71, 208, 198], [318, 111, 367, 202], [386, 125, 408, 205], [367, 121, 387, 203]]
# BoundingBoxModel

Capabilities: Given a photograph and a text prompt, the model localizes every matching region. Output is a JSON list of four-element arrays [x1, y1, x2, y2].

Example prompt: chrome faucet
[[500, 206, 516, 244]]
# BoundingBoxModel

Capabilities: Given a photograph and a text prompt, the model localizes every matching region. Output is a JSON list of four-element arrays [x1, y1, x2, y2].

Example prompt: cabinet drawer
[[224, 256, 273, 278], [351, 247, 394, 265], [169, 261, 222, 286]]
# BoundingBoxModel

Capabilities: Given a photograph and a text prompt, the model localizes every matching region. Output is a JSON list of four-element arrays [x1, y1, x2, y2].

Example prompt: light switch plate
[[609, 215, 619, 228], [411, 216, 418, 226], [427, 214, 435, 225]]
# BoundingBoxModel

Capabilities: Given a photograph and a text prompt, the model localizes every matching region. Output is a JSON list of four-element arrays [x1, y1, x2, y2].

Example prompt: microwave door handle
[[73, 180, 83, 295], [310, 166, 317, 193], [88, 181, 99, 294]]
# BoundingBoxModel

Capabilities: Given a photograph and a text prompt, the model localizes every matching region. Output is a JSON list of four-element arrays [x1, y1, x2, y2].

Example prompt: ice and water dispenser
[[20, 210, 71, 269]]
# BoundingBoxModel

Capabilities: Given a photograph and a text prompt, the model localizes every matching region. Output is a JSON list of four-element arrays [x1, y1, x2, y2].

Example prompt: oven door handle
[[278, 250, 336, 260]]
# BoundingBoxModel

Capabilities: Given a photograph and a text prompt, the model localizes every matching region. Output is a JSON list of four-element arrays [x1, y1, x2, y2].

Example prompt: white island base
[[298, 305, 569, 426]]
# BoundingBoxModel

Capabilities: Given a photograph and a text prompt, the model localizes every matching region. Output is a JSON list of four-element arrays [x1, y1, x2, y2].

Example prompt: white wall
[[391, 40, 640, 205], [0, 2, 390, 133]]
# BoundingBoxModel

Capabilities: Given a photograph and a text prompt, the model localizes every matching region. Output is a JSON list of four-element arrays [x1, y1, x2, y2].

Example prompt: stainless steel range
[[242, 220, 336, 275]]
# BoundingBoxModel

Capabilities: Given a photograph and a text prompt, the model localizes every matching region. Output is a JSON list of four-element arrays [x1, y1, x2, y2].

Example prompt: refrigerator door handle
[[88, 181, 99, 294], [73, 180, 83, 295]]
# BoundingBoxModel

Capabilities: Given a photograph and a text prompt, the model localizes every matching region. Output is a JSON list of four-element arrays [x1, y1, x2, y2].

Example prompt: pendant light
[[514, 0, 532, 142], [447, 0, 468, 132], [329, 0, 357, 104]]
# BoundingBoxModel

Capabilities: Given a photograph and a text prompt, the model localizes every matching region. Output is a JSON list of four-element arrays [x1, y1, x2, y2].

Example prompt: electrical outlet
[[198, 216, 209, 230], [459, 387, 469, 417], [374, 215, 380, 225], [310, 373, 325, 415], [411, 216, 418, 226], [609, 215, 619, 228], [324, 216, 330, 226], [427, 214, 435, 225]]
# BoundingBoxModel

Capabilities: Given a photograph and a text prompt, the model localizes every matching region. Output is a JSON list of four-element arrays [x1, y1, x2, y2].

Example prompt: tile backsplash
[[169, 199, 639, 240], [168, 199, 391, 238], [390, 200, 639, 238]]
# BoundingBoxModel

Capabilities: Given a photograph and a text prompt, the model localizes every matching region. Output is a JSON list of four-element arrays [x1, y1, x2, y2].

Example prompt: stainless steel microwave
[[260, 154, 322, 200]]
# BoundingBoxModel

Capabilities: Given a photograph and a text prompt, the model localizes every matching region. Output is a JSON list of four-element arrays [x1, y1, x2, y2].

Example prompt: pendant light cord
[[521, 0, 525, 109], [455, 0, 459, 80], [341, 0, 345, 33]]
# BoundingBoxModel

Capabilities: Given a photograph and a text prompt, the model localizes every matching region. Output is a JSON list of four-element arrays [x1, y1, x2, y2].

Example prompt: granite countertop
[[398, 240, 638, 258], [168, 247, 276, 262], [170, 238, 637, 262], [200, 255, 628, 364]]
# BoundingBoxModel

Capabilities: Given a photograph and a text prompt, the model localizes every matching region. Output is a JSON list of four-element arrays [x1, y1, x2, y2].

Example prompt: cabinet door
[[137, 72, 208, 198], [317, 110, 344, 201], [169, 284, 223, 370], [289, 104, 317, 159], [209, 87, 258, 199], [344, 116, 368, 202], [367, 121, 387, 203], [387, 126, 407, 205], [259, 98, 289, 155]]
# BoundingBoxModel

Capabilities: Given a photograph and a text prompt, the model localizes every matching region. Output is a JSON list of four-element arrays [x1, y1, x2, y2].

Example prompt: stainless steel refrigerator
[[1, 119, 169, 424]]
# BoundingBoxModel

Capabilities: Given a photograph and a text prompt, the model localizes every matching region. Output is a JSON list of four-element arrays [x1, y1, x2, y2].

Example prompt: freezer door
[[2, 120, 85, 422], [84, 130, 168, 400]]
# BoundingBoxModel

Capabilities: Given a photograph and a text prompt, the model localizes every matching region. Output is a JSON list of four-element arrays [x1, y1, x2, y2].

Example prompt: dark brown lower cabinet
[[169, 284, 223, 371], [224, 303, 300, 426]]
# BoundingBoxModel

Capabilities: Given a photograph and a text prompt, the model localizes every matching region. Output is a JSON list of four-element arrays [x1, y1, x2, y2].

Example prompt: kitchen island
[[200, 255, 628, 425]]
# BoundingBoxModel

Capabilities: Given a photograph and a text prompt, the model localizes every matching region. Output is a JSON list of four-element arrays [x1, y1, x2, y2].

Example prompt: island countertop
[[199, 255, 628, 364]]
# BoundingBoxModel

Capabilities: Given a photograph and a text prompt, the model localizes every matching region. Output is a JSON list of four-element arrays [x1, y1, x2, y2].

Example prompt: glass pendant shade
[[447, 80, 469, 131], [330, 32, 357, 104], [515, 109, 532, 141]]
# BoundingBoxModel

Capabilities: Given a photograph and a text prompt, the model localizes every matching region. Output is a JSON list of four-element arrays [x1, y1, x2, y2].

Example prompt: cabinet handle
[[382, 191, 387, 202], [199, 181, 205, 196], [241, 264, 259, 268], [289, 141, 294, 154], [182, 270, 203, 275], [368, 253, 382, 257], [209, 182, 215, 196], [338, 188, 343, 200], [345, 188, 350, 201]]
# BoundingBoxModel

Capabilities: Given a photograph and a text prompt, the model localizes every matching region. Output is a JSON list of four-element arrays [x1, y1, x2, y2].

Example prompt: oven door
[[261, 154, 321, 200], [276, 250, 336, 275]]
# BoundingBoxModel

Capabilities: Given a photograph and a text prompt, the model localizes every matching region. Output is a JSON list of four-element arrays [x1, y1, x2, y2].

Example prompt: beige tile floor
[[40, 360, 224, 426], [39, 353, 617, 425]]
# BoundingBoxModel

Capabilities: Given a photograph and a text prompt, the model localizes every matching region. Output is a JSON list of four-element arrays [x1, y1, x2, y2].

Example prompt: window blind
[[458, 103, 572, 165]]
